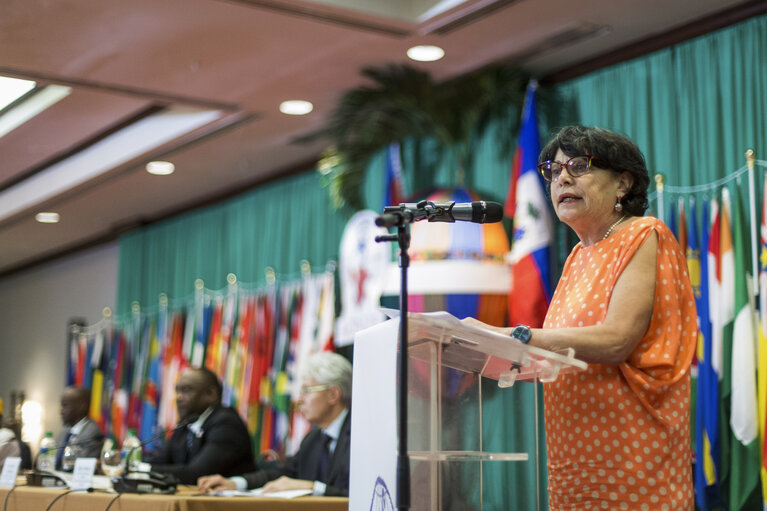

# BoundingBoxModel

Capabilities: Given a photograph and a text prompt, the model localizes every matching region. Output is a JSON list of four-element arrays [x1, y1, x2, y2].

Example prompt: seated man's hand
[[261, 476, 313, 494], [198, 474, 236, 493]]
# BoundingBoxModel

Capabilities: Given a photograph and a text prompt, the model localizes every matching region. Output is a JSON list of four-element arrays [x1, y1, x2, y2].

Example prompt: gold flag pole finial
[[265, 267, 276, 285], [654, 173, 664, 192]]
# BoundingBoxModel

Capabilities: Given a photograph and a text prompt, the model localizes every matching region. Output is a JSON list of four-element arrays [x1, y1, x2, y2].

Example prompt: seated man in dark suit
[[198, 351, 352, 496], [57, 386, 104, 469], [147, 367, 256, 485]]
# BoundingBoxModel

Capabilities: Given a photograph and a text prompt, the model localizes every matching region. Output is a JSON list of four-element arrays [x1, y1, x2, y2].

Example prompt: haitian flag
[[504, 81, 552, 327]]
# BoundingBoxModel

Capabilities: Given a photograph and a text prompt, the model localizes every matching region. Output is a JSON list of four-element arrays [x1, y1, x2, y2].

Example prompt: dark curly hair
[[539, 126, 650, 216]]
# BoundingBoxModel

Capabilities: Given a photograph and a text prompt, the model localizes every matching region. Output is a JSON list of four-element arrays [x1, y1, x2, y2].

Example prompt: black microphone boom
[[112, 416, 196, 495], [124, 414, 197, 473], [376, 200, 503, 228]]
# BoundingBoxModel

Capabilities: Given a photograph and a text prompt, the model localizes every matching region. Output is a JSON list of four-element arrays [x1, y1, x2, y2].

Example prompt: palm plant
[[314, 63, 530, 210]]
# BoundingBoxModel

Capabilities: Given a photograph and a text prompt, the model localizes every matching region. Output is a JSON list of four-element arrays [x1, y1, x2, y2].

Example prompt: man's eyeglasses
[[537, 155, 602, 182], [299, 383, 331, 395]]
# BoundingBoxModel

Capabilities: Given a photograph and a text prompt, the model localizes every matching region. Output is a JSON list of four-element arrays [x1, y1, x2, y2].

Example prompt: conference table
[[0, 485, 349, 511]]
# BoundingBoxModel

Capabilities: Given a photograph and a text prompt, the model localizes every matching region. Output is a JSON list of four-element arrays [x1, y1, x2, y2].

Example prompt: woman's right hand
[[461, 317, 512, 336]]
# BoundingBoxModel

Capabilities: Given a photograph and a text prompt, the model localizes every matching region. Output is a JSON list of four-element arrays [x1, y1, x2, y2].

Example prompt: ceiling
[[0, 0, 759, 277]]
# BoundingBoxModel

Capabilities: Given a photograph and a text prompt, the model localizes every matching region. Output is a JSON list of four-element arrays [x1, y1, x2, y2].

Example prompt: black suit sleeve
[[147, 431, 175, 465], [241, 413, 351, 496], [151, 407, 255, 485], [323, 416, 351, 497]]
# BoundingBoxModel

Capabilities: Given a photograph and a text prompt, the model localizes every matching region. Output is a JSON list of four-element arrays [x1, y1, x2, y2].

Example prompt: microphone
[[375, 200, 503, 228], [107, 415, 197, 498], [123, 416, 197, 474], [27, 437, 102, 487], [111, 416, 197, 495]]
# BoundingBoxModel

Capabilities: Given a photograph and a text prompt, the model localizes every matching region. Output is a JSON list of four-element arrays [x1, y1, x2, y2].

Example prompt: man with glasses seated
[[198, 351, 352, 497]]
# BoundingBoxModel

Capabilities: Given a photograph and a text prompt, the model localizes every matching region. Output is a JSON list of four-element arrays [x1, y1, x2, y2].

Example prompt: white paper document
[[211, 488, 313, 499]]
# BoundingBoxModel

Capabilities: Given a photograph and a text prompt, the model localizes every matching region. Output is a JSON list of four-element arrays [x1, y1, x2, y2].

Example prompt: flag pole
[[746, 149, 758, 296], [655, 174, 665, 223]]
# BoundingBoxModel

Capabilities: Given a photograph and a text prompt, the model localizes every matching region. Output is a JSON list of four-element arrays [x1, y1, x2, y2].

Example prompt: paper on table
[[210, 488, 313, 499]]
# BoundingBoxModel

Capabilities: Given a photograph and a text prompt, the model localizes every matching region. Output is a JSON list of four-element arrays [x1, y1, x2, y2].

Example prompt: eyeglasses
[[299, 383, 331, 395], [537, 155, 602, 182]]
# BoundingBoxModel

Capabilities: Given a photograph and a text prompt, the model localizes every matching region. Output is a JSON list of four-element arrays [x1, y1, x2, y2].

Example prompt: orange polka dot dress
[[543, 216, 696, 510]]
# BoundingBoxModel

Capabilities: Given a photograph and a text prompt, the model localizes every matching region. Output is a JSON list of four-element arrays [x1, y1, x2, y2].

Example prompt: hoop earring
[[614, 196, 623, 212]]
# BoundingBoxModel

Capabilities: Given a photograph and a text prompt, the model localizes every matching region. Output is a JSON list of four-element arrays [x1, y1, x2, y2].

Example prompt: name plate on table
[[70, 457, 97, 490], [0, 457, 21, 488]]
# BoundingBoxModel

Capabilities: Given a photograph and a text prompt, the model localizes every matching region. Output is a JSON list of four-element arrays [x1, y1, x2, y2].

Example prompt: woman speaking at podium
[[466, 126, 695, 510]]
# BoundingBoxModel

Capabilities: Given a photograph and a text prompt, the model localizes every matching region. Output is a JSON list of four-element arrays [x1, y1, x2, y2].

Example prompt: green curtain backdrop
[[116, 170, 349, 314], [552, 14, 767, 202], [115, 13, 767, 510]]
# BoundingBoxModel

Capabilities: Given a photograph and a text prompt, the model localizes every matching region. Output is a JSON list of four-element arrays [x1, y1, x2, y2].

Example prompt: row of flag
[[666, 184, 767, 511], [67, 271, 336, 458]]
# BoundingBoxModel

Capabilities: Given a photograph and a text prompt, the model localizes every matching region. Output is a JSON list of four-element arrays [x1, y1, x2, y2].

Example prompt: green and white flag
[[729, 186, 761, 510]]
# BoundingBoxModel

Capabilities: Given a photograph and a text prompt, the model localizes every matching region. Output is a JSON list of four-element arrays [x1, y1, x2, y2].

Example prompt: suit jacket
[[0, 428, 21, 471], [150, 405, 256, 485], [57, 417, 104, 463], [243, 411, 351, 496]]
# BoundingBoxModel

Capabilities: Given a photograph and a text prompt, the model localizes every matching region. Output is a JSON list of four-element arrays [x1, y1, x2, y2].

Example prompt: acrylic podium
[[349, 312, 587, 511]]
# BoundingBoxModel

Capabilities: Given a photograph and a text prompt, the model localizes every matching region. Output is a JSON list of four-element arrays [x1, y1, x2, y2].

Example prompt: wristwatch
[[511, 324, 532, 344]]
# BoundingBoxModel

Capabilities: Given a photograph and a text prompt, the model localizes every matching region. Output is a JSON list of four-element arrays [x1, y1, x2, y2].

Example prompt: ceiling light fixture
[[0, 76, 36, 110], [0, 84, 72, 139], [35, 212, 60, 223], [406, 45, 445, 62], [146, 161, 175, 175], [0, 105, 222, 223], [279, 100, 313, 116]]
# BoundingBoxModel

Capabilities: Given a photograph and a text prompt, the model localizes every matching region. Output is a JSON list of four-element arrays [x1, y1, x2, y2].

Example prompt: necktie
[[185, 427, 195, 462], [55, 430, 72, 470], [317, 433, 332, 482]]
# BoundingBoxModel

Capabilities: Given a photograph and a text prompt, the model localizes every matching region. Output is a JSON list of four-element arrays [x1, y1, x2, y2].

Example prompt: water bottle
[[37, 431, 57, 472], [121, 429, 142, 471]]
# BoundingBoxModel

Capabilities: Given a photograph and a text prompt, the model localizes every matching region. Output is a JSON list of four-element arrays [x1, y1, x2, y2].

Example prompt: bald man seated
[[198, 352, 352, 497], [146, 367, 256, 485]]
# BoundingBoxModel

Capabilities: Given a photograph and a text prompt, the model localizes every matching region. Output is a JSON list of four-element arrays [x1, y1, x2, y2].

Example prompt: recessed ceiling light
[[407, 45, 445, 62], [0, 76, 36, 110], [35, 212, 60, 223], [146, 160, 175, 175], [279, 100, 314, 116]]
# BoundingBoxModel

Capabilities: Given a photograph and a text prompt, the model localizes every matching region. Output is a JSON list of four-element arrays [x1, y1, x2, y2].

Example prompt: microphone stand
[[376, 200, 441, 511], [116, 417, 195, 489]]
